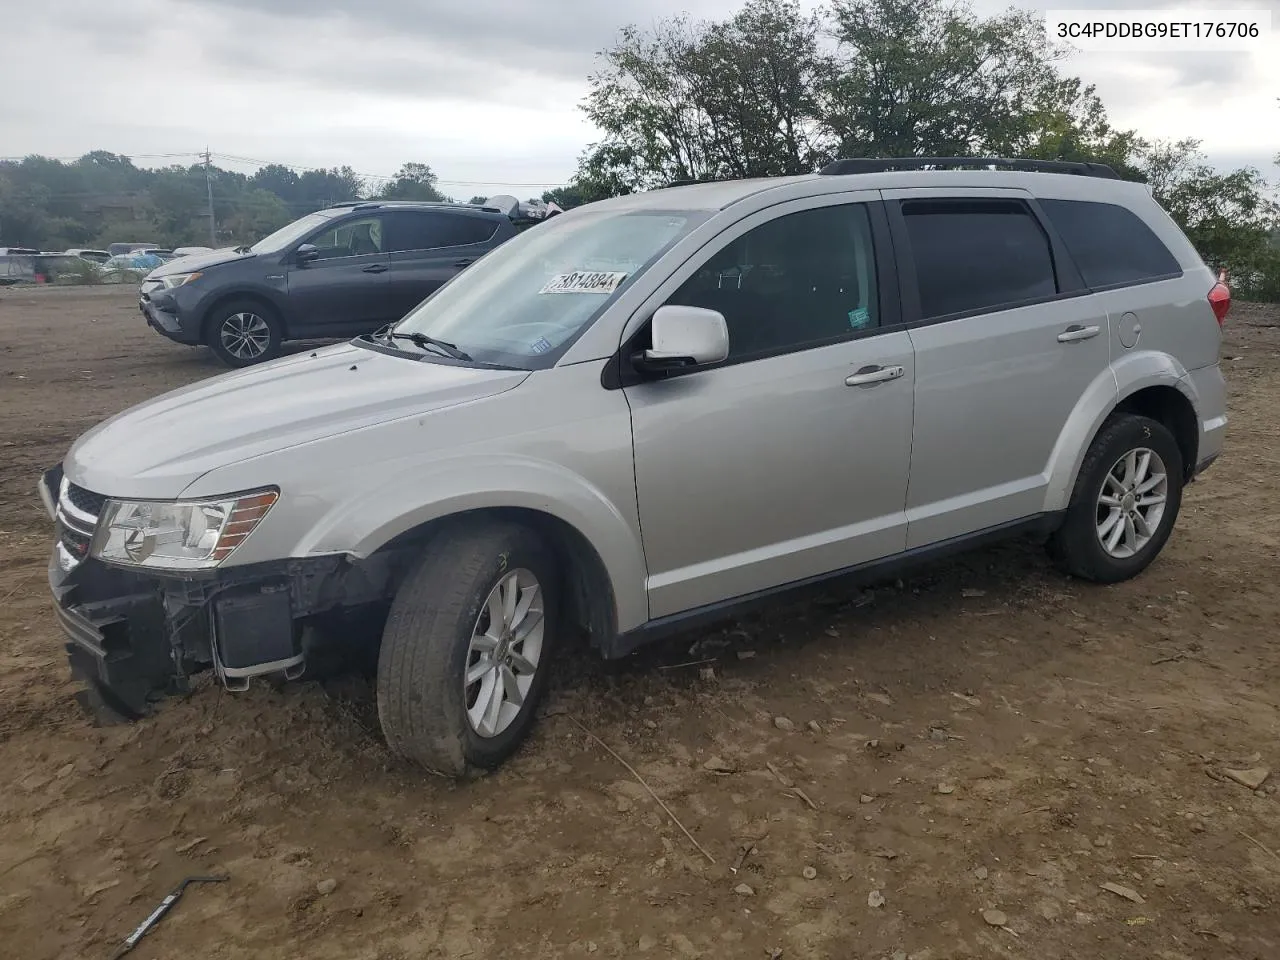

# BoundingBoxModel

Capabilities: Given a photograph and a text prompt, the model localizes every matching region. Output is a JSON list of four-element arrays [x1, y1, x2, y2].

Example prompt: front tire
[[376, 522, 559, 775], [206, 299, 282, 367], [1049, 413, 1184, 583]]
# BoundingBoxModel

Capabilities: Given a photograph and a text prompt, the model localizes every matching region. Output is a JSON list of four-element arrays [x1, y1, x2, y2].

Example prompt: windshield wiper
[[384, 331, 474, 362]]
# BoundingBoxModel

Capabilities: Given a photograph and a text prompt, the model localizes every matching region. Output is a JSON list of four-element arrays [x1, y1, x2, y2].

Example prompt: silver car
[[40, 158, 1229, 774]]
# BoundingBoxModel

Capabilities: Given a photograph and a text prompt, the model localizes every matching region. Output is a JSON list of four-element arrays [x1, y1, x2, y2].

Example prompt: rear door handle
[[845, 364, 904, 387], [454, 258, 476, 268], [1057, 324, 1100, 343], [362, 263, 388, 274]]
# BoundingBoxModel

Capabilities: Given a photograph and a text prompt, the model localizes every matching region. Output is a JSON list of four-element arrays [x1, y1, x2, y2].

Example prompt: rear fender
[[1042, 351, 1191, 512]]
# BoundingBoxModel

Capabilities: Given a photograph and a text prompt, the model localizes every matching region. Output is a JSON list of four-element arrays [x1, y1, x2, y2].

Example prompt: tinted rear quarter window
[[1040, 198, 1181, 289], [902, 200, 1057, 319], [386, 211, 498, 252]]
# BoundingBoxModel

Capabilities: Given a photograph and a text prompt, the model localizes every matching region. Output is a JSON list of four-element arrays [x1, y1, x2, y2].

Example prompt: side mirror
[[633, 305, 730, 374], [295, 243, 319, 265]]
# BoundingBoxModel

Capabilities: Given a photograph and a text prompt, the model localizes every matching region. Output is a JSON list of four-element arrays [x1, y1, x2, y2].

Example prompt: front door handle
[[845, 364, 905, 387], [454, 258, 476, 268], [362, 263, 388, 274], [1057, 324, 1101, 343]]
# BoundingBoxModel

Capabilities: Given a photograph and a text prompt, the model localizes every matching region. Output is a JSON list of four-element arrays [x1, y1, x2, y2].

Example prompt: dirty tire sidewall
[[206, 299, 282, 368], [1050, 413, 1184, 583], [376, 523, 559, 776]]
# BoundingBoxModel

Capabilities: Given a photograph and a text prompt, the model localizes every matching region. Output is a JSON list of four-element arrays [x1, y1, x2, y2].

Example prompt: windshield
[[251, 211, 337, 254], [389, 209, 703, 369]]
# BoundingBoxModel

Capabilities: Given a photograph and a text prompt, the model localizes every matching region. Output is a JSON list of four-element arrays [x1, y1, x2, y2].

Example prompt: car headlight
[[91, 489, 278, 569], [159, 272, 202, 289]]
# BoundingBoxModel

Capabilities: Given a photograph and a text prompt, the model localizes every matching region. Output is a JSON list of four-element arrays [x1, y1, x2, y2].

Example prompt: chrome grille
[[55, 478, 103, 574], [64, 482, 106, 517]]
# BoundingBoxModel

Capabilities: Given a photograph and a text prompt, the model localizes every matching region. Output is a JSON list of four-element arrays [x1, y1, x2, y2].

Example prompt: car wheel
[[206, 299, 282, 367], [1049, 413, 1184, 583], [376, 521, 559, 775]]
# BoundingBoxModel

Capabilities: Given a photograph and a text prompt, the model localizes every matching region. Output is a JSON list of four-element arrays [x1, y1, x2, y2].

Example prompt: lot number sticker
[[539, 271, 628, 295]]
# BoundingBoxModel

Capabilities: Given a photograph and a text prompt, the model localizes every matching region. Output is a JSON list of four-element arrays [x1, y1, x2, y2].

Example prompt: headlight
[[91, 489, 277, 569], [159, 272, 202, 289]]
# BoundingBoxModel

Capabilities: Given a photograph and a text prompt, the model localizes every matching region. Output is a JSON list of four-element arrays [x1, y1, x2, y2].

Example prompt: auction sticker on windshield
[[539, 271, 628, 295]]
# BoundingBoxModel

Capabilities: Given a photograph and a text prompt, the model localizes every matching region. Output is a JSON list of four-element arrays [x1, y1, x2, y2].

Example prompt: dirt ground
[[0, 285, 1277, 960]]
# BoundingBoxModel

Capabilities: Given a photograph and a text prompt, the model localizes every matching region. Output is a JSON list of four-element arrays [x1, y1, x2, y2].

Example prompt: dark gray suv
[[139, 200, 521, 367]]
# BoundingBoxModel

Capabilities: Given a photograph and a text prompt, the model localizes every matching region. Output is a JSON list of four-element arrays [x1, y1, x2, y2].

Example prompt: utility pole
[[203, 147, 216, 246]]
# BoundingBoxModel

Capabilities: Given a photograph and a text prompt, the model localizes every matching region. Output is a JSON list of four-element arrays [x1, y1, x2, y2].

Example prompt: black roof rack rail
[[818, 157, 1120, 179], [664, 177, 730, 188]]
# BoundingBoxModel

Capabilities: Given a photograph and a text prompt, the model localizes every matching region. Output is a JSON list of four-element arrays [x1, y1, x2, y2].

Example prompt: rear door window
[[1040, 198, 1182, 289], [901, 199, 1058, 320]]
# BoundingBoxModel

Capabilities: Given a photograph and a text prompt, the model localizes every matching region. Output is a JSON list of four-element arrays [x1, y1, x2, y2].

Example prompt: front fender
[[297, 454, 650, 632], [194, 282, 291, 330], [1042, 351, 1191, 512]]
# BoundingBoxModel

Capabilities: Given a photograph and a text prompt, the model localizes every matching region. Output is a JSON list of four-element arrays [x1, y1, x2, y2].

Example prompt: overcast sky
[[2, 0, 1276, 196]]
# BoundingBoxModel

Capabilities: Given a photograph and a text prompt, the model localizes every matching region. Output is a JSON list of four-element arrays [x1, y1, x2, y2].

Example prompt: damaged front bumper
[[41, 465, 388, 715]]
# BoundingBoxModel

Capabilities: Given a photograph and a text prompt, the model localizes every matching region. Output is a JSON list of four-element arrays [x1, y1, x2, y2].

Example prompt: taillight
[[1207, 273, 1230, 327]]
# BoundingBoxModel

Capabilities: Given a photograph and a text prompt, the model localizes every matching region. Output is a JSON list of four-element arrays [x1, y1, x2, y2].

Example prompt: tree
[[1139, 139, 1280, 298], [297, 166, 364, 209], [378, 162, 446, 202], [220, 188, 293, 242], [581, 0, 829, 190], [249, 164, 301, 203], [467, 195, 488, 205], [823, 0, 1131, 162], [582, 0, 1146, 192]]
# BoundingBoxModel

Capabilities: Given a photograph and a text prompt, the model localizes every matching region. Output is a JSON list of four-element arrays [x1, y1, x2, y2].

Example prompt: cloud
[[187, 0, 743, 82], [0, 0, 1275, 193]]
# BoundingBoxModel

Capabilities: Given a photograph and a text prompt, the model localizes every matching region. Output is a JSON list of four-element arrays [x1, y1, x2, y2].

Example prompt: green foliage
[[578, 0, 1278, 299], [581, 0, 828, 188], [53, 258, 105, 286], [1138, 139, 1280, 300], [377, 163, 447, 202], [0, 154, 373, 251]]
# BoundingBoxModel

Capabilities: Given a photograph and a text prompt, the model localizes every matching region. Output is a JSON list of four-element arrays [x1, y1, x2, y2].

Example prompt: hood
[[146, 247, 255, 277], [65, 343, 528, 499]]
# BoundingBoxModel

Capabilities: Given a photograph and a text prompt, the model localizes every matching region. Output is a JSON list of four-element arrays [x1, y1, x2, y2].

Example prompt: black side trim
[[602, 512, 1064, 659]]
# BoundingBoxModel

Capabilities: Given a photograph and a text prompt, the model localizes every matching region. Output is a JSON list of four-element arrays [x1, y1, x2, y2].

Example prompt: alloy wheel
[[220, 312, 271, 361], [464, 568, 545, 738], [1095, 446, 1168, 559]]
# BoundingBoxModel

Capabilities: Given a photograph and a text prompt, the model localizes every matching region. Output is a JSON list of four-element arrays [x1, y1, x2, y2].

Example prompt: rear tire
[[376, 522, 559, 776], [1049, 413, 1184, 583], [206, 299, 282, 367]]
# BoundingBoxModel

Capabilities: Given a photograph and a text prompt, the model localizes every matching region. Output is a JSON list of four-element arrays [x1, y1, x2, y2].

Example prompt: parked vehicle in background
[[65, 249, 111, 264], [108, 242, 163, 257], [0, 254, 35, 285], [99, 251, 163, 282], [0, 252, 86, 284], [0, 247, 40, 256], [39, 157, 1228, 775], [138, 199, 537, 367]]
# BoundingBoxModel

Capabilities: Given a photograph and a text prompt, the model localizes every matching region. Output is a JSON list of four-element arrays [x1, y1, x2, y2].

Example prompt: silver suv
[[40, 158, 1229, 774]]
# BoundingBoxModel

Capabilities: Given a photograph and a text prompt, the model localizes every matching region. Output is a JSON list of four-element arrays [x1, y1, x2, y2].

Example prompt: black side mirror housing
[[295, 244, 319, 265], [630, 350, 697, 377]]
